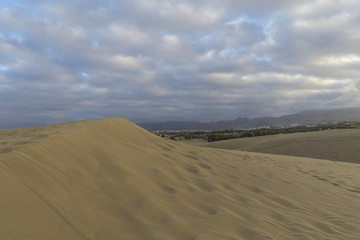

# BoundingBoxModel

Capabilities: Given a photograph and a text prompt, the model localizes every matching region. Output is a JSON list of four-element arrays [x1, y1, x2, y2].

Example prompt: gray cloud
[[0, 0, 359, 128]]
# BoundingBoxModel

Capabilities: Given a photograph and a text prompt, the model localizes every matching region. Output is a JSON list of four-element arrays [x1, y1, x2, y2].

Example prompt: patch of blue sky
[[262, 13, 282, 37], [0, 0, 22, 9], [226, 13, 279, 39], [261, 55, 272, 62], [0, 65, 10, 71], [8, 32, 25, 43], [219, 47, 248, 58], [226, 13, 267, 25], [0, 0, 47, 20], [81, 72, 91, 79]]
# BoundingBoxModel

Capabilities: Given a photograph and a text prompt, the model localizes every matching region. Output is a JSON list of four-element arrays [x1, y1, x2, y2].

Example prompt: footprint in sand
[[183, 154, 199, 160], [196, 181, 214, 192], [185, 165, 199, 174], [198, 163, 212, 170], [205, 207, 218, 215], [245, 185, 264, 194], [163, 185, 176, 194]]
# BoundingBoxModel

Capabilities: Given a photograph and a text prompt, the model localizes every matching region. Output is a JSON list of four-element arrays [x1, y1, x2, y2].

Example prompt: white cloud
[[197, 50, 214, 61], [205, 72, 236, 84], [110, 55, 144, 69], [108, 24, 150, 47], [124, 0, 223, 31], [0, 0, 359, 126], [158, 34, 196, 60], [147, 87, 171, 97], [226, 17, 245, 26], [315, 55, 360, 66]]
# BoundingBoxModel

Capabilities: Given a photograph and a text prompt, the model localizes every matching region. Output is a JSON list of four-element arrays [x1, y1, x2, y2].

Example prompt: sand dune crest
[[1, 118, 360, 239]]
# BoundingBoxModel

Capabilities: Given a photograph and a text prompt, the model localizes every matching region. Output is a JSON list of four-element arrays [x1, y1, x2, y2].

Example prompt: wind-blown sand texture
[[1, 118, 360, 239], [204, 129, 360, 164]]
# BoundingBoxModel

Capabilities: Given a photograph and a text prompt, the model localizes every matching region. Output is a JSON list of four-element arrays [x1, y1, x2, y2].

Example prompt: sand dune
[[1, 118, 360, 239], [203, 129, 360, 164]]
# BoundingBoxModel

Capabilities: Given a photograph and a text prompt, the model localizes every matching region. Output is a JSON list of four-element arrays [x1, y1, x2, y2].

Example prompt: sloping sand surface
[[1, 118, 360, 239], [204, 129, 360, 163]]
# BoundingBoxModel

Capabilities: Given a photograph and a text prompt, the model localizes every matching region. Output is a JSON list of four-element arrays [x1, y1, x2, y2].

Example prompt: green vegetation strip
[[153, 122, 360, 142]]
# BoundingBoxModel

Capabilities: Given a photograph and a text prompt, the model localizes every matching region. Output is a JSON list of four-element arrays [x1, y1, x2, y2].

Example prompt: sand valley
[[203, 129, 360, 164]]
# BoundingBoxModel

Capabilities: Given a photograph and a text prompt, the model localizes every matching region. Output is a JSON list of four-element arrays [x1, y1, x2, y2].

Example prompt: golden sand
[[1, 118, 360, 239], [203, 129, 360, 163]]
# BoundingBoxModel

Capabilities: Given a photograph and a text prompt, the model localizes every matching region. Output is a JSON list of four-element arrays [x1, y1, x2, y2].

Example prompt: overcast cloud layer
[[0, 0, 359, 128]]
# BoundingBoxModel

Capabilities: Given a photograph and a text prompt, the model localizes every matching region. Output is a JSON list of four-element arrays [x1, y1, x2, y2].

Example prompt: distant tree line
[[152, 122, 360, 142]]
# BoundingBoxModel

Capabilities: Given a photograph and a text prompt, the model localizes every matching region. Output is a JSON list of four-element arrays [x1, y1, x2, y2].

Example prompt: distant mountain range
[[139, 108, 360, 131]]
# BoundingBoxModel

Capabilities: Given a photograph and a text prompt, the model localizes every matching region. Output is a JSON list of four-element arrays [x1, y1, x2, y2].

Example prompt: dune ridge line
[[1, 118, 360, 239]]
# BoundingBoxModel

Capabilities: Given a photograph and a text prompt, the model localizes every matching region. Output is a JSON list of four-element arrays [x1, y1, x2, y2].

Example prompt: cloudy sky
[[0, 0, 359, 128]]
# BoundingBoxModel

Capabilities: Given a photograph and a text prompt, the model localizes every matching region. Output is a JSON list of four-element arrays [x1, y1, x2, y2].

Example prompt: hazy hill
[[140, 107, 360, 130], [1, 118, 360, 239]]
